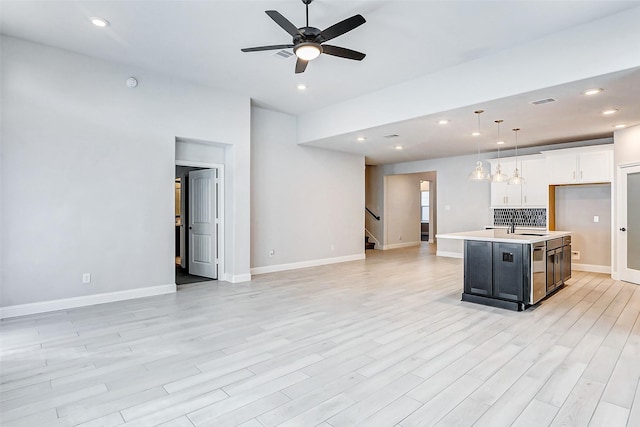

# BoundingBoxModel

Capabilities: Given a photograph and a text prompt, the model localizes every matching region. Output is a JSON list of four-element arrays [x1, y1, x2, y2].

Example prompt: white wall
[[555, 184, 612, 268], [614, 125, 640, 165], [0, 36, 251, 309], [299, 6, 640, 143], [250, 107, 365, 273]]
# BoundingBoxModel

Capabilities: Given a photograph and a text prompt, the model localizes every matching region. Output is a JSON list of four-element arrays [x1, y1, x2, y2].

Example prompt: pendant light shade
[[469, 110, 489, 181], [508, 128, 525, 185], [491, 119, 509, 182], [469, 161, 490, 180]]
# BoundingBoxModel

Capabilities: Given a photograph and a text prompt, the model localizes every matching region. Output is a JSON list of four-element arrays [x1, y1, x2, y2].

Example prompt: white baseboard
[[572, 263, 611, 274], [0, 284, 177, 319], [383, 241, 420, 250], [251, 253, 365, 275], [227, 273, 252, 283], [436, 251, 464, 259]]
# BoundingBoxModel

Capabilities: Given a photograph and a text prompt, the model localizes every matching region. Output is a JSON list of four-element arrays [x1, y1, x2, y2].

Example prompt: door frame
[[616, 161, 640, 284], [176, 160, 225, 281]]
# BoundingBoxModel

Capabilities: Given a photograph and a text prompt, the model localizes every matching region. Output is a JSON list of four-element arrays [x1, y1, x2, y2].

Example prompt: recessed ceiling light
[[583, 88, 603, 96], [90, 17, 109, 27], [296, 83, 307, 91], [395, 145, 403, 150], [356, 136, 366, 142], [472, 132, 480, 137], [496, 141, 505, 145], [614, 124, 627, 128], [602, 109, 618, 115], [438, 119, 450, 125]]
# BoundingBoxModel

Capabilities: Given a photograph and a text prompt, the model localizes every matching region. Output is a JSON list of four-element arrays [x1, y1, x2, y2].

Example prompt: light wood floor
[[1, 244, 639, 427]]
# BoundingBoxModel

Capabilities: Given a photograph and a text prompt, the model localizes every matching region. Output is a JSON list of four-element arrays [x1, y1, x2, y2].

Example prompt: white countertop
[[436, 229, 571, 244]]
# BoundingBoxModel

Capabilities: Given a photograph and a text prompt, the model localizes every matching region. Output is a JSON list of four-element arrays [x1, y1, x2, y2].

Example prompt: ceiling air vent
[[384, 134, 400, 138], [530, 97, 557, 105], [274, 50, 294, 60]]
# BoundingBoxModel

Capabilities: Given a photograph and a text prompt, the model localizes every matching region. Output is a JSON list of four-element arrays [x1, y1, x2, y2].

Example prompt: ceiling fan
[[241, 0, 366, 74]]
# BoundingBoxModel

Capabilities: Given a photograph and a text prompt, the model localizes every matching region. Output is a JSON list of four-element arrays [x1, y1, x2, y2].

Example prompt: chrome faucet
[[509, 213, 516, 234]]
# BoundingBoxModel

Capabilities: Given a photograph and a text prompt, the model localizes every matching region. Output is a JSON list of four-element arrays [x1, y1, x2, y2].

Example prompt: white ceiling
[[2, 0, 640, 164]]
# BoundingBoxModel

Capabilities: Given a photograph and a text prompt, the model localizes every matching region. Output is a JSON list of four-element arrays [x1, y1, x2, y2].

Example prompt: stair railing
[[365, 228, 381, 248], [366, 207, 380, 221]]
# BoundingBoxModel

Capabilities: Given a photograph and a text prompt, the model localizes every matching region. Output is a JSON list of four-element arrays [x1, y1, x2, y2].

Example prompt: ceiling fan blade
[[295, 58, 308, 74], [322, 45, 366, 61], [319, 14, 366, 42], [266, 10, 302, 37], [241, 44, 294, 52]]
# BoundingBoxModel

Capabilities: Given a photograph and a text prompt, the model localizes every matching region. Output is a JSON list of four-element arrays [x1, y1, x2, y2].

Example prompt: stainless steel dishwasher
[[531, 241, 547, 304]]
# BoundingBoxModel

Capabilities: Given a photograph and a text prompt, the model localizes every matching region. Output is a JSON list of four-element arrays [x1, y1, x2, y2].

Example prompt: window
[[421, 191, 429, 222]]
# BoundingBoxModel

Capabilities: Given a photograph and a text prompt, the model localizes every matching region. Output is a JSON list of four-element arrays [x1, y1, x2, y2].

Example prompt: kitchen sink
[[516, 233, 548, 236]]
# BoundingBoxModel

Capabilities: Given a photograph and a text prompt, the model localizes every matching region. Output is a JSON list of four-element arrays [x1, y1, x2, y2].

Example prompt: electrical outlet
[[571, 251, 580, 260], [593, 215, 600, 223], [82, 273, 91, 284], [330, 244, 335, 251], [268, 249, 275, 257]]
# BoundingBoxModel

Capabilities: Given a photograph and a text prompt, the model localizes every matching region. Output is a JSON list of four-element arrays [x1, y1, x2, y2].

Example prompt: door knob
[[620, 227, 627, 232], [189, 226, 193, 230]]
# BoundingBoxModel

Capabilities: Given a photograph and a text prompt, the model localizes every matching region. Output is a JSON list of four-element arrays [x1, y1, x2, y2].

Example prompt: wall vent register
[[494, 208, 546, 228]]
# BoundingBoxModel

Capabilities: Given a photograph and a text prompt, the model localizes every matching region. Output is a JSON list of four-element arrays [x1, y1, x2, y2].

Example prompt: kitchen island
[[437, 229, 572, 311]]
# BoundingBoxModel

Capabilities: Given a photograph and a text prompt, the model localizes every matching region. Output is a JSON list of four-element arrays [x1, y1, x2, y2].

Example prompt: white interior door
[[188, 169, 217, 279], [618, 164, 640, 284]]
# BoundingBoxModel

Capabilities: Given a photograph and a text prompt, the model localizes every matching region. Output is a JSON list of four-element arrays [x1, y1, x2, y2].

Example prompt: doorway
[[175, 163, 223, 285], [420, 180, 430, 242], [381, 171, 437, 250], [617, 163, 640, 284]]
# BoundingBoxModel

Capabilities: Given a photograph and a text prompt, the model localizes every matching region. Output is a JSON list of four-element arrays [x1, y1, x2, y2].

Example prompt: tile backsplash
[[494, 208, 547, 228]]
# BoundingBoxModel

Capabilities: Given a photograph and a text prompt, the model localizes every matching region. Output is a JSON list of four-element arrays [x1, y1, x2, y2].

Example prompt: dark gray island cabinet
[[438, 230, 572, 311]]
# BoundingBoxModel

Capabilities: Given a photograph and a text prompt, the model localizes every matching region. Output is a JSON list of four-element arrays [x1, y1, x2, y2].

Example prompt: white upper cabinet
[[544, 145, 613, 185], [489, 156, 546, 208], [521, 158, 547, 206], [578, 150, 613, 183], [490, 159, 521, 207]]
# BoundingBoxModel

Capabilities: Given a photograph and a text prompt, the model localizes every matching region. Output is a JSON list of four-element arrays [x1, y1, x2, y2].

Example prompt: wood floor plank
[[258, 372, 365, 427], [589, 401, 630, 426], [327, 373, 423, 426], [433, 397, 490, 427], [192, 392, 289, 427], [187, 372, 308, 425], [399, 374, 483, 426], [1, 245, 638, 427], [550, 377, 605, 427], [512, 399, 560, 427], [275, 392, 356, 427], [626, 377, 640, 427]]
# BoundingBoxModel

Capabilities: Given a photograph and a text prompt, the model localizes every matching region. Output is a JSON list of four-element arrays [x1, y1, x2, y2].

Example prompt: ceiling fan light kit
[[241, 0, 366, 74], [294, 42, 322, 61]]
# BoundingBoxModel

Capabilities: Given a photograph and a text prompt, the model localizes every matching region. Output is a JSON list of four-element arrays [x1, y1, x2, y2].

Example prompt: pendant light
[[491, 119, 509, 182], [508, 128, 525, 185], [468, 110, 489, 181]]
